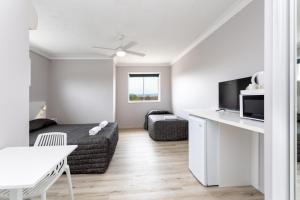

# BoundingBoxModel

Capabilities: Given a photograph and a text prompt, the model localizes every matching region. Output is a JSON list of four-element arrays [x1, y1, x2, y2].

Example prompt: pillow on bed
[[30, 118, 57, 133]]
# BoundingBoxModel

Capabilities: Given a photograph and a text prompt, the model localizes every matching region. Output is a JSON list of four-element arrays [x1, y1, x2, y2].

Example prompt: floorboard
[[43, 129, 264, 200]]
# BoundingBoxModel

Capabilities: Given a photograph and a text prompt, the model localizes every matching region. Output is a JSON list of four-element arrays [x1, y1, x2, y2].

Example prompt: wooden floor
[[45, 129, 264, 200], [297, 163, 300, 199]]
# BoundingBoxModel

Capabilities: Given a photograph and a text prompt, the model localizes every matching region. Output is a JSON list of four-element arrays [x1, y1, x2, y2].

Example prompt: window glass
[[128, 74, 160, 102], [129, 77, 144, 101], [144, 76, 159, 101]]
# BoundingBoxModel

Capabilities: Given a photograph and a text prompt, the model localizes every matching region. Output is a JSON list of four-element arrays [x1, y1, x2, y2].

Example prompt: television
[[219, 77, 251, 111]]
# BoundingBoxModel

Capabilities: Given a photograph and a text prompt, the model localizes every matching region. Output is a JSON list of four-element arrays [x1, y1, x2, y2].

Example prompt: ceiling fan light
[[116, 50, 126, 57]]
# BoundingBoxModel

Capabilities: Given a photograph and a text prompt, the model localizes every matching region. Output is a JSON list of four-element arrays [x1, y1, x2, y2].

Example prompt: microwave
[[240, 93, 264, 121]]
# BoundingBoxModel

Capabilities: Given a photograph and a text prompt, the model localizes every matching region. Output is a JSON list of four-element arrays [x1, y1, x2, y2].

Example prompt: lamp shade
[[116, 50, 126, 57]]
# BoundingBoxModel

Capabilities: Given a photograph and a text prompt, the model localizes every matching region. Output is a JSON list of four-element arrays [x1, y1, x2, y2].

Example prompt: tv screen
[[219, 77, 251, 111]]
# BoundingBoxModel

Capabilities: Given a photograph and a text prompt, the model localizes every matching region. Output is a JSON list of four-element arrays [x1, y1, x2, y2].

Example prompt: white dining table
[[0, 146, 77, 200]]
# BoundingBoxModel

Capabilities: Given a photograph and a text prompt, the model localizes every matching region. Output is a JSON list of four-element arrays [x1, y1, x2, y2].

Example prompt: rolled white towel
[[99, 120, 108, 129], [89, 126, 102, 136]]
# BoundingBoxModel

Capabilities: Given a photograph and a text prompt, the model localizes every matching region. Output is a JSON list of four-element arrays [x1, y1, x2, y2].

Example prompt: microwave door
[[242, 95, 264, 121]]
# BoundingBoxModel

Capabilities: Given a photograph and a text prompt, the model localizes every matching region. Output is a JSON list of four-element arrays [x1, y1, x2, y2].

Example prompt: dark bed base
[[29, 123, 118, 174], [144, 110, 172, 130], [298, 138, 300, 162], [148, 115, 188, 141]]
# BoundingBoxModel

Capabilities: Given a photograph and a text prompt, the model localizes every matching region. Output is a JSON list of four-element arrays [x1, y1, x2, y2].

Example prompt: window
[[128, 73, 160, 102]]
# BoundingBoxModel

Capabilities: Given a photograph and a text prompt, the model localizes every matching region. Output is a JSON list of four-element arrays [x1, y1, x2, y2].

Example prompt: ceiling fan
[[93, 34, 146, 58]]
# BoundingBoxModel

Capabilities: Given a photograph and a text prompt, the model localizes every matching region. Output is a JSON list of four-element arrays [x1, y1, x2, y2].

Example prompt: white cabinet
[[187, 110, 264, 192], [188, 115, 219, 186], [189, 116, 206, 184]]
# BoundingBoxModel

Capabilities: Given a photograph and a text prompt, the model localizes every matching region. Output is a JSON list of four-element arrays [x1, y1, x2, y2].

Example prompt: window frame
[[127, 72, 161, 103]]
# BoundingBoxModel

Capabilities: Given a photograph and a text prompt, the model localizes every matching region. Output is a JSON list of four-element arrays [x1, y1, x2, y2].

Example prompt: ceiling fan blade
[[93, 46, 117, 51], [122, 41, 137, 50], [125, 50, 146, 57]]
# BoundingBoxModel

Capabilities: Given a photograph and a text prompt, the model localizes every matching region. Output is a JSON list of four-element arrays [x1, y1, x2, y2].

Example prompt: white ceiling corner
[[30, 0, 250, 65], [116, 63, 171, 67], [30, 46, 51, 59], [298, 0, 300, 45], [49, 56, 113, 61], [171, 0, 254, 65]]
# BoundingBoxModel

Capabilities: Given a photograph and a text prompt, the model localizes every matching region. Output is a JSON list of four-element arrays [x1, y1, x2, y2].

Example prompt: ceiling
[[298, 0, 300, 43], [30, 0, 245, 65]]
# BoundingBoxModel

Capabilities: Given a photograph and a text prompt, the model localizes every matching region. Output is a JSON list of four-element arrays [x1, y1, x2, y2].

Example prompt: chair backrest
[[34, 132, 68, 184], [34, 132, 67, 146], [9, 132, 70, 198]]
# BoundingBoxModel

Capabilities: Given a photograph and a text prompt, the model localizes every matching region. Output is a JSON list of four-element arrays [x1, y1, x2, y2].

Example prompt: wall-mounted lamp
[[29, 0, 38, 30], [35, 105, 47, 119]]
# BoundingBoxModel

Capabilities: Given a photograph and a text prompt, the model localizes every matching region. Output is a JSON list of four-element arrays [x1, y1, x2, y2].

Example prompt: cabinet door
[[189, 116, 207, 185]]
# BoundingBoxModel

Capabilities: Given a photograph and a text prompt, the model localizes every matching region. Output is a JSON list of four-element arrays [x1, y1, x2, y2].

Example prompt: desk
[[189, 110, 264, 134], [0, 146, 77, 200], [188, 110, 264, 192]]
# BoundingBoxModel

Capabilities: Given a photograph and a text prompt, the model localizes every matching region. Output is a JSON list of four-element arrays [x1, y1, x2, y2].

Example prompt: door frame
[[290, 0, 297, 199], [264, 0, 297, 199]]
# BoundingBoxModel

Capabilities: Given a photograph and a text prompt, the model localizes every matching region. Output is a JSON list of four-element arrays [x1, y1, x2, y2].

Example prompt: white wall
[[171, 0, 264, 119], [29, 51, 50, 119], [113, 60, 117, 121], [30, 51, 50, 102], [116, 65, 172, 129], [0, 1, 30, 148], [47, 59, 115, 124]]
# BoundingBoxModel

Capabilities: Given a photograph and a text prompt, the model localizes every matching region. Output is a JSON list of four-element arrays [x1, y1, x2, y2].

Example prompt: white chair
[[0, 132, 75, 200]]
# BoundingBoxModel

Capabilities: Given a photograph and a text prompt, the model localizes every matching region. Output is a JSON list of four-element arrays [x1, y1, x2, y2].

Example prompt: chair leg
[[41, 192, 46, 200], [65, 165, 74, 200]]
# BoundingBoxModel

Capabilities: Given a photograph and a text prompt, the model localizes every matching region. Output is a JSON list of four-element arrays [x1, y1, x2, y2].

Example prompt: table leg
[[9, 189, 23, 200]]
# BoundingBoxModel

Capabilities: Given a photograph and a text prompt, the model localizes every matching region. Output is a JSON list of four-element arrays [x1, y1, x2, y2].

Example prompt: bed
[[298, 121, 300, 162], [148, 114, 188, 141], [144, 110, 172, 130], [29, 119, 118, 174]]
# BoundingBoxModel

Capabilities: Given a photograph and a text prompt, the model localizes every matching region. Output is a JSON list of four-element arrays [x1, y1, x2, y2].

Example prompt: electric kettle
[[251, 71, 264, 89]]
